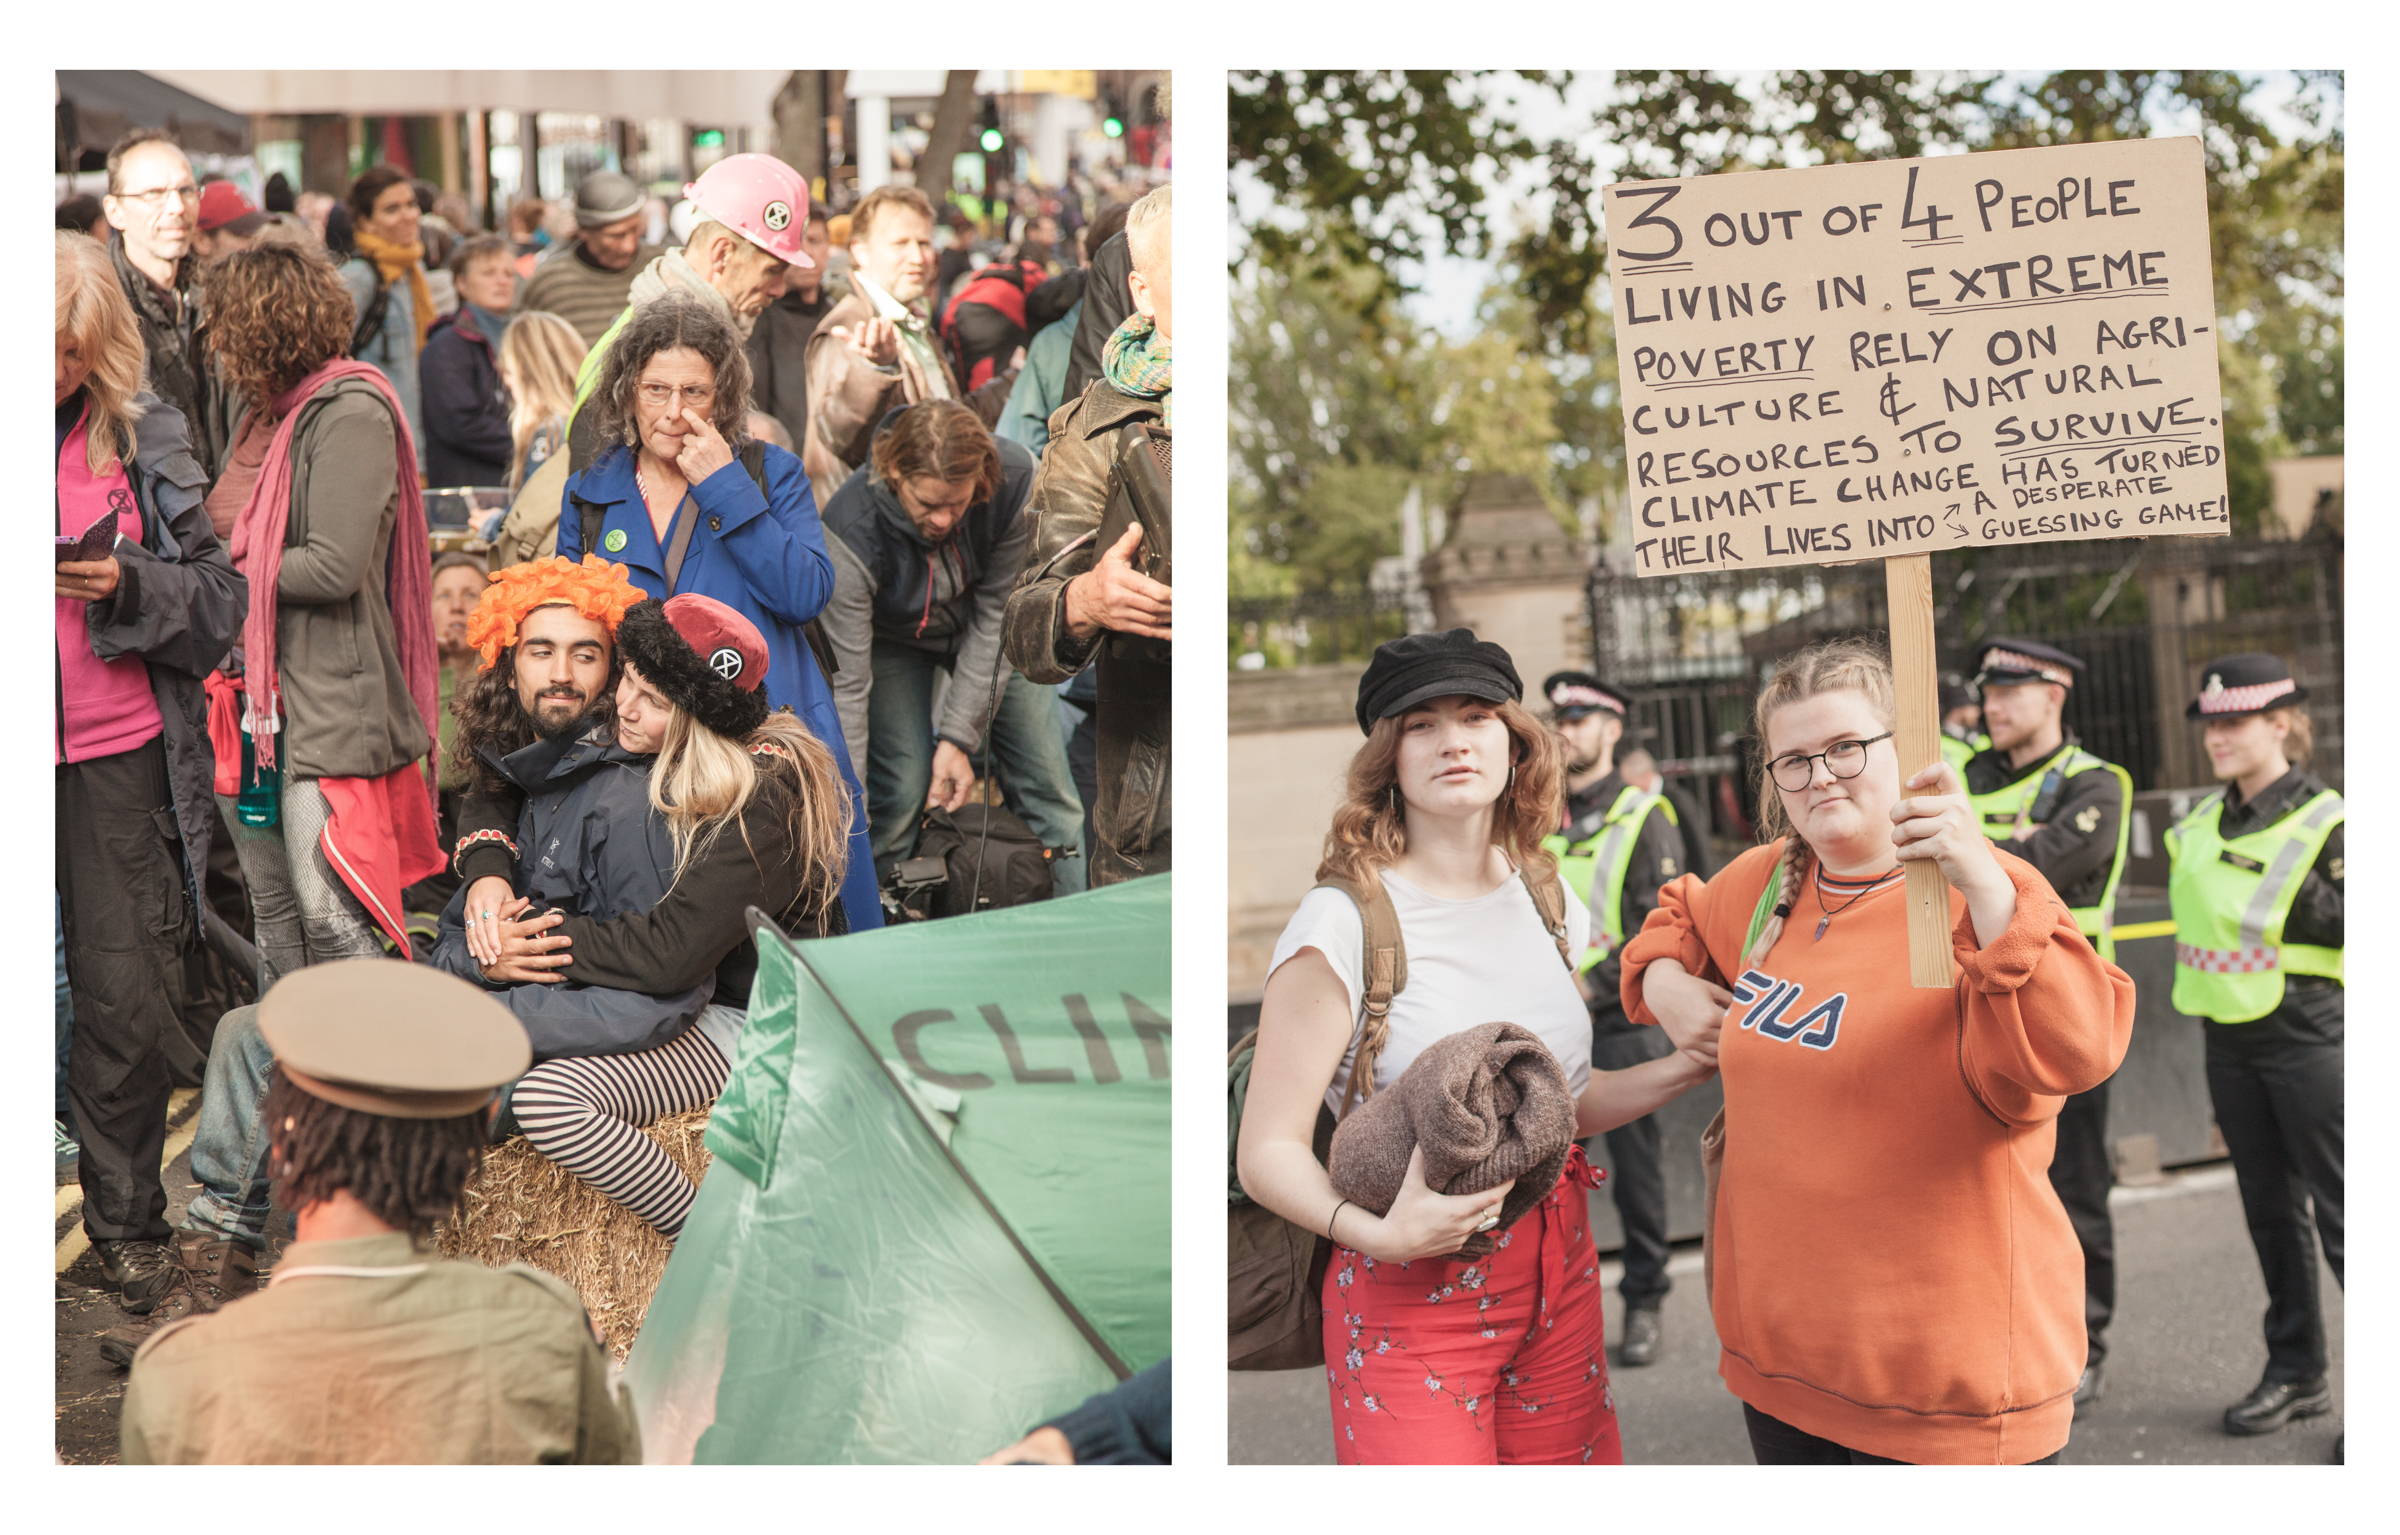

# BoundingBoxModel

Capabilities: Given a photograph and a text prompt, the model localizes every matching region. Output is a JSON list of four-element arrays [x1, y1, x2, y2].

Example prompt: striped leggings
[[510, 1023, 730, 1238]]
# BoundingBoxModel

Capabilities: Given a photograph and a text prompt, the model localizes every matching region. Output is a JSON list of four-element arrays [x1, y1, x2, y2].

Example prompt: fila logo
[[1731, 969, 1845, 1051]]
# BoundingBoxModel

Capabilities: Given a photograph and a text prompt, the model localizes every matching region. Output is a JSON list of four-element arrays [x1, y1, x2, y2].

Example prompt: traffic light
[[979, 127, 1003, 153], [1102, 115, 1124, 139]]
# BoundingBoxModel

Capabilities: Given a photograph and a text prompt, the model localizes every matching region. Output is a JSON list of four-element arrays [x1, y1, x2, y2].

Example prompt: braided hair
[[263, 1067, 488, 1243], [1741, 636, 1898, 969]]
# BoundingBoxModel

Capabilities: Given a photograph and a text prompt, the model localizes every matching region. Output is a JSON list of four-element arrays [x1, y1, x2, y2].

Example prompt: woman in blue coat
[[559, 291, 881, 932]]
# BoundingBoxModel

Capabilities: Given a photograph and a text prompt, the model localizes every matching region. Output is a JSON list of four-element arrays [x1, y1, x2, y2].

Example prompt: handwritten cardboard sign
[[1605, 137, 2229, 576]]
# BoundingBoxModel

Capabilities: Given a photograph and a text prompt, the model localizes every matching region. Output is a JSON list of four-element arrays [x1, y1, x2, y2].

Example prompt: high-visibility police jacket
[[1940, 731, 1990, 775], [1967, 741, 2133, 961], [1543, 780, 1678, 977], [2167, 784, 2344, 1023]]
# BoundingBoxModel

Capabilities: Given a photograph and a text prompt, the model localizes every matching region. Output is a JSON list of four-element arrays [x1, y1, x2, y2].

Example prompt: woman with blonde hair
[[1236, 629, 1723, 1464], [481, 592, 850, 1238], [53, 231, 244, 1309], [497, 309, 586, 492], [1621, 635, 2133, 1464]]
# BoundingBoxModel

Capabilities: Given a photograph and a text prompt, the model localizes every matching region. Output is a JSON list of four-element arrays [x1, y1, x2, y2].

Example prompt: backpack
[[905, 802, 1056, 919], [572, 441, 839, 680], [1226, 864, 1573, 1371], [940, 260, 1065, 392]]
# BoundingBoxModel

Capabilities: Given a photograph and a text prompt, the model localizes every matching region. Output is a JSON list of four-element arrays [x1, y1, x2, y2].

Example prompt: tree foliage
[[1230, 70, 2342, 548]]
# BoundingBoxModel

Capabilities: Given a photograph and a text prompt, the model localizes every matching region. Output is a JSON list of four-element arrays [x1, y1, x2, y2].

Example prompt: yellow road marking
[[2110, 919, 2177, 942], [56, 1090, 200, 1275]]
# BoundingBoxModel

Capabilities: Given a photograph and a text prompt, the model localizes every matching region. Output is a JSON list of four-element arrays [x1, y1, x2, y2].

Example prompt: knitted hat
[[464, 555, 647, 671], [615, 594, 770, 738]]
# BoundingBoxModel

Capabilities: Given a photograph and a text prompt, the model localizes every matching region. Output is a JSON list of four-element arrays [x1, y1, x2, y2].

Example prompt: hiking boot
[[94, 1239, 181, 1314], [97, 1234, 258, 1369], [1619, 1305, 1664, 1367]]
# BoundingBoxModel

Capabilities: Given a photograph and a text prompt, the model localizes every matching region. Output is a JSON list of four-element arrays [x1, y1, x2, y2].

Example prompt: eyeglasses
[[114, 184, 201, 207], [1767, 733, 1893, 791], [638, 383, 716, 407]]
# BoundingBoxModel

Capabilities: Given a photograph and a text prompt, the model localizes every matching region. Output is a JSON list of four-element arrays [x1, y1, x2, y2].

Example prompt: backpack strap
[[1313, 872, 1405, 1118], [1520, 865, 1574, 972], [349, 264, 393, 357]]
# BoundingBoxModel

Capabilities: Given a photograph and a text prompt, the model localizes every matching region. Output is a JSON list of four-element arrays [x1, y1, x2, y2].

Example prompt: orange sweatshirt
[[1620, 840, 2134, 1464]]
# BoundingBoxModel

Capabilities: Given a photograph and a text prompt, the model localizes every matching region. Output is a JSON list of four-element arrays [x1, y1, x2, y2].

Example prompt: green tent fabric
[[622, 874, 1171, 1463]]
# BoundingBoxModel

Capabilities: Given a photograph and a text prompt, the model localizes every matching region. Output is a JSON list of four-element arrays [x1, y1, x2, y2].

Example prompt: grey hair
[[1125, 183, 1171, 276], [587, 290, 754, 452]]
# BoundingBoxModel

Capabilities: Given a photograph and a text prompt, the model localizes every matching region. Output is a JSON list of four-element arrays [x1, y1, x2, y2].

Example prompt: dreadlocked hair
[[1316, 695, 1561, 889], [649, 703, 852, 926], [1742, 636, 1898, 969], [448, 641, 622, 795], [263, 1067, 488, 1243]]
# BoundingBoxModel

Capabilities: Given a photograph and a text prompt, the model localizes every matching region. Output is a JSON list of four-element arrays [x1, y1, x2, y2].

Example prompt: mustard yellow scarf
[[351, 226, 435, 356]]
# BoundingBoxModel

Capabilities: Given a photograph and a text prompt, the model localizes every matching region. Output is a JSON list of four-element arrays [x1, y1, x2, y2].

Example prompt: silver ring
[[1474, 1213, 1500, 1233]]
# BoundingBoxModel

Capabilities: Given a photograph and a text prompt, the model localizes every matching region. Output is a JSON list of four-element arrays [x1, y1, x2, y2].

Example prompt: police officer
[[2166, 655, 2342, 1453], [1540, 670, 1685, 1367], [120, 959, 642, 1464], [1962, 638, 2132, 1414], [1939, 676, 1989, 776]]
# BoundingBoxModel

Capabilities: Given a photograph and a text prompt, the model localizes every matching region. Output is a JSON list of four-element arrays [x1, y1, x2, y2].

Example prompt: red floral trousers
[[1322, 1144, 1623, 1464]]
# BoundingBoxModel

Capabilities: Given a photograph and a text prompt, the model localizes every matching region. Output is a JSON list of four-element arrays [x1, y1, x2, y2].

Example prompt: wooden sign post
[[1605, 137, 2230, 985]]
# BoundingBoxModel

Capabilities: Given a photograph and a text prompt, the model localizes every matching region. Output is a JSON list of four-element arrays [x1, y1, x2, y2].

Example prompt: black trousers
[[2046, 1078, 2117, 1363], [2205, 990, 2344, 1382], [1589, 1012, 1672, 1311], [57, 738, 188, 1243], [1743, 1403, 2061, 1465]]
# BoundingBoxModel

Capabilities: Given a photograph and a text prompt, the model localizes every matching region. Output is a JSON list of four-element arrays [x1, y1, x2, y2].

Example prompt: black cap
[[1974, 637, 2084, 689], [2187, 653, 2308, 720], [1540, 670, 1630, 721], [1354, 629, 1522, 735], [1939, 677, 1976, 715]]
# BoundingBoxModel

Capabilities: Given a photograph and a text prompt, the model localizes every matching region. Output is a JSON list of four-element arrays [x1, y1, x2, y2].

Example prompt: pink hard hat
[[682, 153, 814, 269]]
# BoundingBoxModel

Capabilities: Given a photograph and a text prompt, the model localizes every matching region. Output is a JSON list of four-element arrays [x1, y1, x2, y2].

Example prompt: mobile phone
[[55, 517, 117, 566]]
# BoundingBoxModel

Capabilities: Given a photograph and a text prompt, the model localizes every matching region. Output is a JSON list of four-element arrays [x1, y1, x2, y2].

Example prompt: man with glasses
[[1961, 636, 2134, 1418], [101, 129, 222, 478]]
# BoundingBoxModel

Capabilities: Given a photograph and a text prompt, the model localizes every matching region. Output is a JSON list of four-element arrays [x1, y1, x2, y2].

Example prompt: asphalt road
[[1229, 1162, 2343, 1465]]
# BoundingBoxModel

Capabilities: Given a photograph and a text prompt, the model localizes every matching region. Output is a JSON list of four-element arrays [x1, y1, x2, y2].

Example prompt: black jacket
[[744, 286, 837, 453], [419, 305, 513, 486], [432, 728, 709, 1062], [108, 235, 220, 481], [77, 393, 246, 913], [1561, 769, 1685, 1027], [454, 740, 844, 1011], [1965, 741, 2127, 911], [1064, 232, 1135, 399]]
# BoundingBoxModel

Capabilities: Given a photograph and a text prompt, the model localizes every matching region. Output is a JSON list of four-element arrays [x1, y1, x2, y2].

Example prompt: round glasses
[[1767, 732, 1892, 791]]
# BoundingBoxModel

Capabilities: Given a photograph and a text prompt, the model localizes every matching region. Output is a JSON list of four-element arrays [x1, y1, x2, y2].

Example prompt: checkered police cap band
[[2196, 676, 2297, 715], [1548, 683, 1623, 714], [1979, 648, 2074, 686]]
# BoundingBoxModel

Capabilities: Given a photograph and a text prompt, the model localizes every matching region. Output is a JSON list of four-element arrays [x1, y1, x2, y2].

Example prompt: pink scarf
[[228, 361, 436, 770]]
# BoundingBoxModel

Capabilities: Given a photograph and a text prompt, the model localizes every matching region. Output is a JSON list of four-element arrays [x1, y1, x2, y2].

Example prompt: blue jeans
[[864, 644, 1088, 895], [181, 1003, 276, 1248]]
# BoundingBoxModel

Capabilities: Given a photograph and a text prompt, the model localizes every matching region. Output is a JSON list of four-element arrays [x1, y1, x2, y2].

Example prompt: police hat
[[1540, 670, 1631, 722], [2186, 653, 2308, 721], [1354, 629, 1522, 736], [1974, 637, 2084, 689], [259, 959, 532, 1119]]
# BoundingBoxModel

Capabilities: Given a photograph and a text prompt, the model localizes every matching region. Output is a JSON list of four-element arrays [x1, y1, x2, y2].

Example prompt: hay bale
[[438, 1107, 712, 1359]]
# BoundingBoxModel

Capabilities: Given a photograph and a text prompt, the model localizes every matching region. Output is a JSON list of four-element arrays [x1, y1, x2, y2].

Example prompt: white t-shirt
[[1267, 867, 1593, 1122]]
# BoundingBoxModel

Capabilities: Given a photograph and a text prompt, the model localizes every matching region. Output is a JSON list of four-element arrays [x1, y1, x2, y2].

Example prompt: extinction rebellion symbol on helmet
[[762, 200, 791, 232], [709, 647, 745, 680]]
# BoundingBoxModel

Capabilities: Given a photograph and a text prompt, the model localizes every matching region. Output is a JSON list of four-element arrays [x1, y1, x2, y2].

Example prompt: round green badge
[[603, 529, 628, 553]]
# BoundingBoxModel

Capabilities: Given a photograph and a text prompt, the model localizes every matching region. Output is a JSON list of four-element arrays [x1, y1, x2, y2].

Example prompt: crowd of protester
[[57, 124, 1171, 1463]]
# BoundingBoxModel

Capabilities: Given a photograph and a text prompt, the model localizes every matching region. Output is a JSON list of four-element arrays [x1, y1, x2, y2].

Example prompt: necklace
[[1813, 866, 1902, 940]]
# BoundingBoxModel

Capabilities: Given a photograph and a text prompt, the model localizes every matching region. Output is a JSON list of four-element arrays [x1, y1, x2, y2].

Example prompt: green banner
[[623, 874, 1171, 1464]]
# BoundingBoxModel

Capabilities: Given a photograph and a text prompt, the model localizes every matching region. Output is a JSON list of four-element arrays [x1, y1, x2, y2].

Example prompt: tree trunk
[[773, 71, 826, 187], [919, 71, 979, 206]]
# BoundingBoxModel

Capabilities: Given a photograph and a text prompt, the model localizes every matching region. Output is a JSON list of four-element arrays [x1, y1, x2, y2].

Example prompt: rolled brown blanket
[[1326, 1021, 1577, 1259]]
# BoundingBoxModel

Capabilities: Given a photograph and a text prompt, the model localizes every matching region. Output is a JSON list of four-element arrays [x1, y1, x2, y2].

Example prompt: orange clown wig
[[463, 554, 647, 671]]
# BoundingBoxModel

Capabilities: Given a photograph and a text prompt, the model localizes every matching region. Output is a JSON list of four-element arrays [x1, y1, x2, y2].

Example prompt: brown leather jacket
[[798, 291, 1016, 508], [1002, 381, 1170, 885]]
